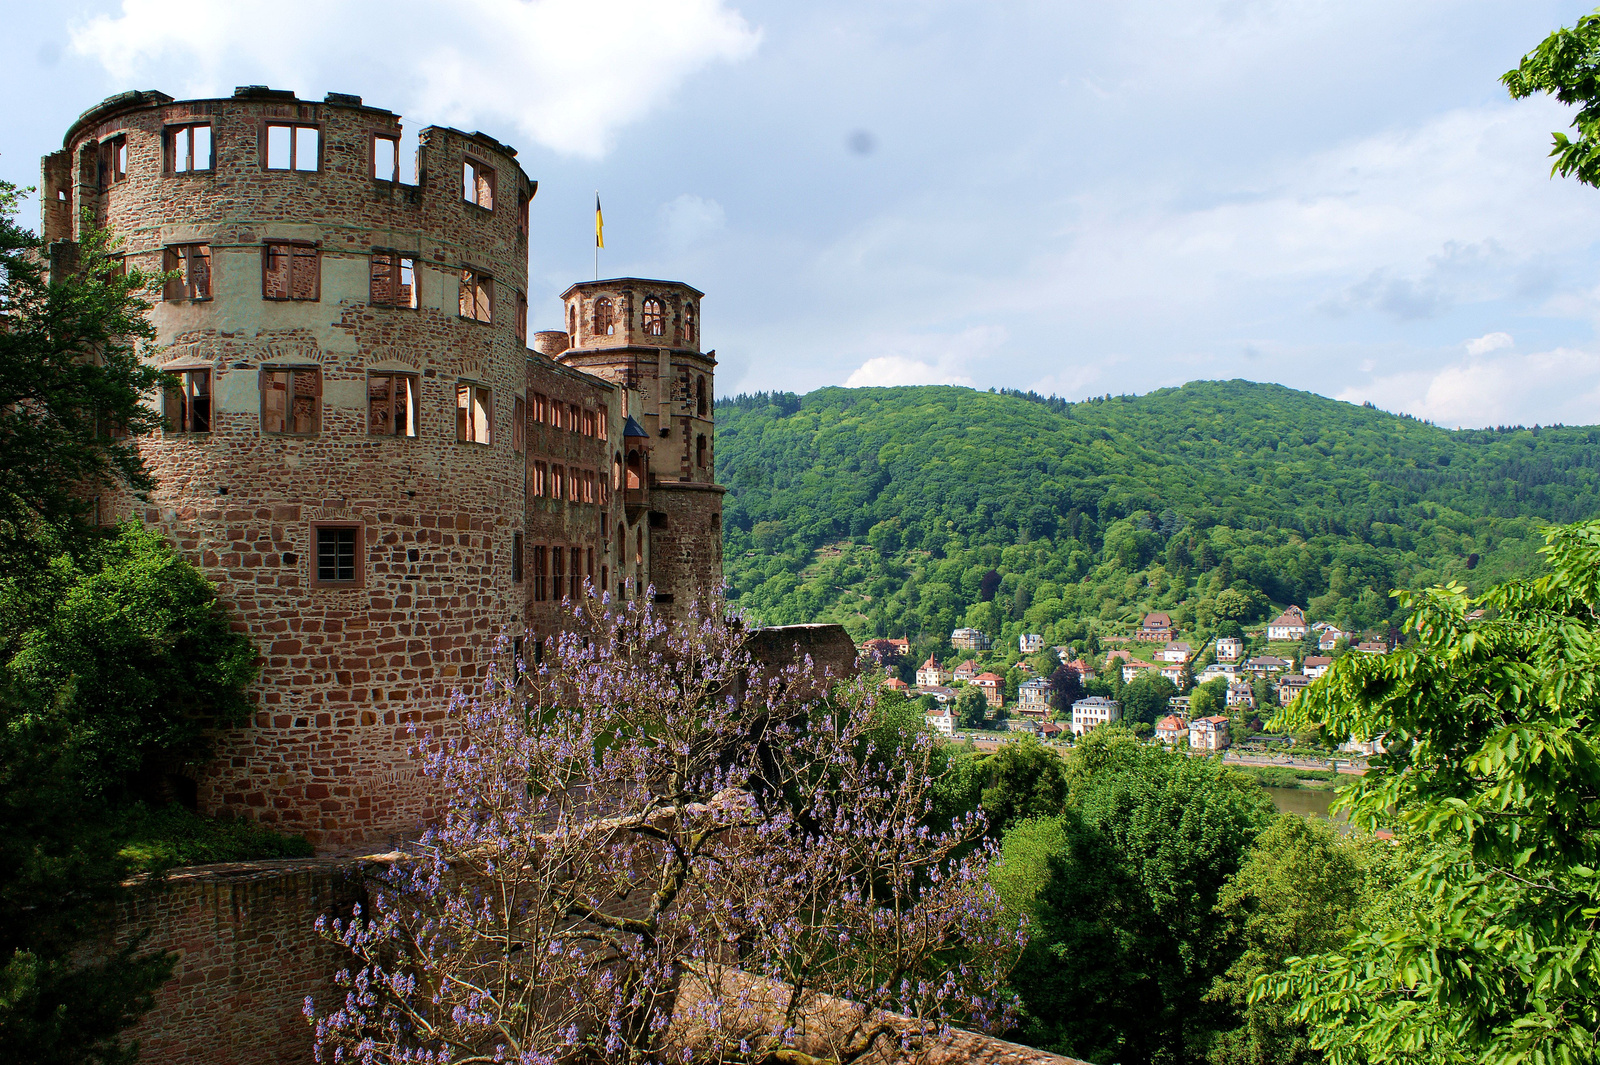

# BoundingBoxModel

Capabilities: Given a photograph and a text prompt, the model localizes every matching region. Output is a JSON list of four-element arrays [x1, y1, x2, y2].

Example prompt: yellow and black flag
[[595, 194, 604, 249]]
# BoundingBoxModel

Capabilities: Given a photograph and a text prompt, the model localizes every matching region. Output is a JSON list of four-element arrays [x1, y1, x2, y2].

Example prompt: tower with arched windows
[[553, 278, 722, 614]]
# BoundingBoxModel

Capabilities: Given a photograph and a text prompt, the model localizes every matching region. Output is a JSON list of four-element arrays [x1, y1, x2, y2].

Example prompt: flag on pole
[[595, 194, 604, 249]]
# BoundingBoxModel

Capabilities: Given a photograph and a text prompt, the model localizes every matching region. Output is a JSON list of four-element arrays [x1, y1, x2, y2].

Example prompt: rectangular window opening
[[373, 135, 400, 182], [262, 365, 322, 434], [516, 290, 528, 343], [456, 382, 492, 444], [263, 242, 320, 301], [169, 124, 213, 173], [265, 124, 320, 171], [314, 524, 361, 584], [532, 545, 548, 602], [370, 252, 418, 309], [459, 268, 493, 322], [512, 396, 526, 453], [162, 243, 212, 301], [368, 373, 418, 437], [164, 369, 212, 433], [464, 159, 496, 210], [512, 532, 524, 583]]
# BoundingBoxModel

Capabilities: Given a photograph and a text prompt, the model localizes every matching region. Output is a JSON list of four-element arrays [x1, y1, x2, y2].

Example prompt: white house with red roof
[[1267, 606, 1309, 641], [1155, 714, 1188, 745], [1189, 715, 1231, 751], [953, 659, 980, 682]]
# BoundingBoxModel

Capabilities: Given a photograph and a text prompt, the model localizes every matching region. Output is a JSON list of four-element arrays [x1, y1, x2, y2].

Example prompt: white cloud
[[1338, 346, 1600, 428], [1466, 331, 1513, 355], [69, 0, 760, 158], [844, 356, 971, 388], [659, 193, 727, 250]]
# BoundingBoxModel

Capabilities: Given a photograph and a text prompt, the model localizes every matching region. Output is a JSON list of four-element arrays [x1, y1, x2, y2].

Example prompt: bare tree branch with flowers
[[306, 592, 1022, 1065]]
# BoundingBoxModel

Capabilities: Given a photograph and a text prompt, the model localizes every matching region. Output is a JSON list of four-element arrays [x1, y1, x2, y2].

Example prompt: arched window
[[567, 303, 576, 337], [696, 376, 707, 417], [626, 449, 643, 490], [613, 452, 623, 490], [642, 297, 665, 336], [683, 303, 695, 345], [593, 297, 614, 336], [635, 526, 644, 565], [696, 433, 707, 468]]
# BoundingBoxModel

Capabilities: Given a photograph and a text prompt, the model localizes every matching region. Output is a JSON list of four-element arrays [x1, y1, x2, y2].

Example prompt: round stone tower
[[554, 279, 723, 614], [41, 87, 537, 849]]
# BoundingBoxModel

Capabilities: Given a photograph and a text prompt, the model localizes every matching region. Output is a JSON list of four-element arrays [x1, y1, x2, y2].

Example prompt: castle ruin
[[41, 87, 726, 851]]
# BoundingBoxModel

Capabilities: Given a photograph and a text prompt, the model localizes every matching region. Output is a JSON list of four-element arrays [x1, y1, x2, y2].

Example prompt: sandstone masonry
[[42, 88, 724, 850]]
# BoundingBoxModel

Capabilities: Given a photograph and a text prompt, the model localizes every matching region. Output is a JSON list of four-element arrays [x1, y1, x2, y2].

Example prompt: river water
[[1262, 786, 1339, 819]]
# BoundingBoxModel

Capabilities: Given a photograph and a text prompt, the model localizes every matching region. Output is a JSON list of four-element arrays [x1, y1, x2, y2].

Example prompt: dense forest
[[714, 381, 1600, 650]]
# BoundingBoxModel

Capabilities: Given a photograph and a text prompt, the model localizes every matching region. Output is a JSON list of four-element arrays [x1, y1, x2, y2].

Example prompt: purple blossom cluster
[[306, 590, 1022, 1064]]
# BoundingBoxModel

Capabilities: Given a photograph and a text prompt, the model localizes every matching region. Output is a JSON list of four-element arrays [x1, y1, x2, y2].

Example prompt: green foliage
[[119, 804, 314, 872], [1264, 519, 1600, 1064], [0, 183, 166, 559], [3, 523, 258, 798], [954, 686, 989, 730], [1009, 745, 1276, 1063], [1204, 816, 1375, 1065], [716, 383, 1587, 649], [989, 816, 1069, 930], [1189, 676, 1230, 718], [1120, 673, 1178, 727], [977, 735, 1067, 836], [1504, 8, 1600, 188]]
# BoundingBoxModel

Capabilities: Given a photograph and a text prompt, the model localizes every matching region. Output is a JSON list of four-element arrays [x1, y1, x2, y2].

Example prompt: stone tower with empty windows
[[40, 87, 725, 850], [534, 279, 724, 614]]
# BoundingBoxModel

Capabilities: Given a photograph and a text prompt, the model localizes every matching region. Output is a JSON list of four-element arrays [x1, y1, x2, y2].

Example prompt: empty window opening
[[456, 382, 492, 444], [169, 124, 213, 173], [683, 303, 695, 345], [551, 465, 565, 501], [532, 461, 547, 497], [593, 297, 614, 336], [266, 124, 320, 171], [512, 395, 526, 453], [582, 470, 596, 503], [601, 511, 610, 540], [99, 135, 128, 188], [315, 525, 360, 583], [516, 290, 528, 342], [367, 373, 418, 437], [598, 404, 608, 440], [165, 369, 211, 433], [635, 526, 643, 565], [533, 393, 549, 425], [696, 375, 707, 417], [163, 244, 212, 301], [262, 366, 322, 434], [263, 243, 320, 300], [602, 564, 609, 593], [567, 304, 577, 337], [459, 268, 493, 322], [369, 252, 417, 308], [517, 190, 530, 238], [464, 159, 496, 209], [626, 450, 643, 490], [569, 403, 582, 432], [612, 454, 623, 491], [696, 433, 707, 468], [643, 297, 665, 336], [532, 545, 548, 601], [582, 408, 596, 438], [553, 546, 566, 601], [373, 135, 400, 182], [574, 547, 586, 599], [512, 532, 524, 583]]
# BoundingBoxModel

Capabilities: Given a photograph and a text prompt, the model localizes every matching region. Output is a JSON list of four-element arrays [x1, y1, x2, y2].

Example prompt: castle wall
[[115, 858, 372, 1065], [58, 89, 538, 849]]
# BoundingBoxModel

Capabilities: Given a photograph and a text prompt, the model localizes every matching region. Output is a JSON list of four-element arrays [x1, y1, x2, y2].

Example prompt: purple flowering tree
[[307, 595, 1020, 1064]]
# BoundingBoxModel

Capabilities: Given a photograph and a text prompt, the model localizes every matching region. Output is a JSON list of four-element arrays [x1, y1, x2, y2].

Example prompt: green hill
[[713, 380, 1600, 651]]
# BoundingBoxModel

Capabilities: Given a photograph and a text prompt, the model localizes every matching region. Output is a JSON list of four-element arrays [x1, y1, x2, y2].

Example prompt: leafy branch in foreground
[[307, 594, 1020, 1065], [1261, 520, 1600, 1065]]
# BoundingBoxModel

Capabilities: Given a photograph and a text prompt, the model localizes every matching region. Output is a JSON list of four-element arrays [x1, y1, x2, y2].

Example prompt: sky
[[4, 0, 1600, 427]]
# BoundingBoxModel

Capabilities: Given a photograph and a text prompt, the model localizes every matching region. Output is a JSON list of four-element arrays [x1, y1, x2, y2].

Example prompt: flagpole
[[594, 191, 601, 281]]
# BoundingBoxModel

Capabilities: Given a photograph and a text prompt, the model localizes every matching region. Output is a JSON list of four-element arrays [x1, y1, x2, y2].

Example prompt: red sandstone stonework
[[42, 88, 724, 850]]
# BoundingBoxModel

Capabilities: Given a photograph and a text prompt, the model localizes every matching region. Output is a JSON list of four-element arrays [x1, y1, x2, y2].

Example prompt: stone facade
[[41, 88, 723, 850]]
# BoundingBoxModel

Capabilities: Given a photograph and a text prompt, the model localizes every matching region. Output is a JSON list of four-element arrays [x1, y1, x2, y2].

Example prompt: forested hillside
[[714, 381, 1600, 649]]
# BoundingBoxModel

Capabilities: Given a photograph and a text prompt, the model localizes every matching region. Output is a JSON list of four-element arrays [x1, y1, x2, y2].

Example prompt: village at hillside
[[859, 604, 1394, 755]]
